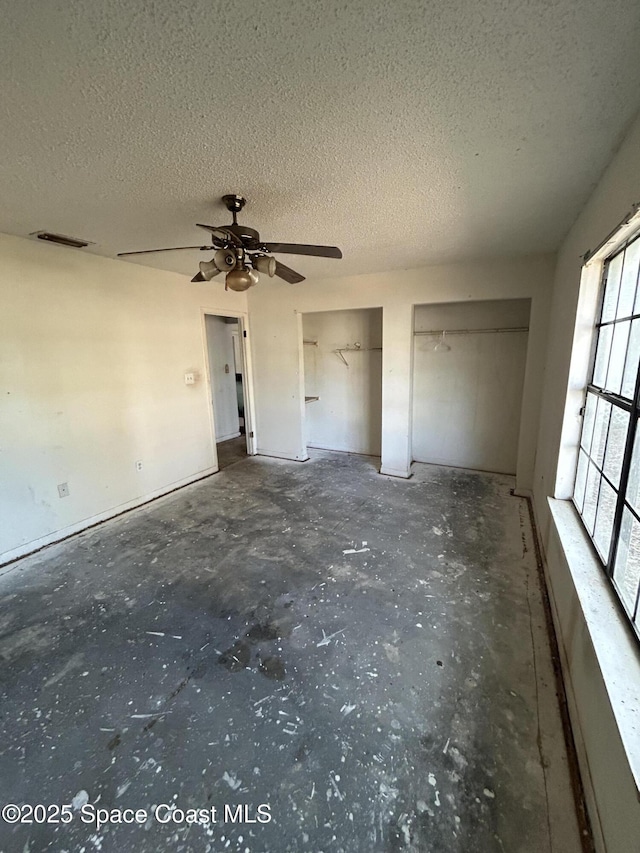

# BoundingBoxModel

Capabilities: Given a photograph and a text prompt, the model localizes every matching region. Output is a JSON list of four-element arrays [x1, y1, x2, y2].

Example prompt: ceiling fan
[[117, 194, 343, 291]]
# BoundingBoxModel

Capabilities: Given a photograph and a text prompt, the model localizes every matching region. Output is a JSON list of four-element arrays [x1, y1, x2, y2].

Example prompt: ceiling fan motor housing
[[227, 222, 260, 245]]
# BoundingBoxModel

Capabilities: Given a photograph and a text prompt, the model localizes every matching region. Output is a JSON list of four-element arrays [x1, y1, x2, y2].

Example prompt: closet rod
[[414, 326, 528, 337]]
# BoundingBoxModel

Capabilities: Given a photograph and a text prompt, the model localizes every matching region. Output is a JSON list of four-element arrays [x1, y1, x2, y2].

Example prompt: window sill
[[548, 497, 640, 798]]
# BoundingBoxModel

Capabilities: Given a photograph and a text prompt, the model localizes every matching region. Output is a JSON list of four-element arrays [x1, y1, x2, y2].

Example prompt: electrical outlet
[[135, 460, 143, 471], [184, 372, 195, 385], [57, 482, 69, 498]]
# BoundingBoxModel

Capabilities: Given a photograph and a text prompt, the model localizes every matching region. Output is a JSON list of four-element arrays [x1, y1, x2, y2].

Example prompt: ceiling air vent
[[30, 231, 94, 249]]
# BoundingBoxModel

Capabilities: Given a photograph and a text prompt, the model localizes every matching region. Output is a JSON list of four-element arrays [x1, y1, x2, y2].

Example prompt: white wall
[[412, 300, 529, 474], [0, 233, 247, 563], [533, 112, 640, 853], [248, 255, 553, 488], [205, 316, 240, 442], [303, 309, 382, 455]]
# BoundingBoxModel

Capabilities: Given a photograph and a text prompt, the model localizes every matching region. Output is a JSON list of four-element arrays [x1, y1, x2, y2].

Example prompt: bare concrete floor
[[217, 435, 247, 472], [0, 452, 584, 852]]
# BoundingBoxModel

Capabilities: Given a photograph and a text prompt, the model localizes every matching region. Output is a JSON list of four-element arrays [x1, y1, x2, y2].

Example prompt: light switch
[[225, 364, 230, 374]]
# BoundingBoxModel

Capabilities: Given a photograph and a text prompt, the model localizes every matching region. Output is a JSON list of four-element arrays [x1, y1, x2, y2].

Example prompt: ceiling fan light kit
[[225, 267, 257, 292], [253, 254, 277, 277], [117, 194, 343, 289], [198, 249, 236, 280]]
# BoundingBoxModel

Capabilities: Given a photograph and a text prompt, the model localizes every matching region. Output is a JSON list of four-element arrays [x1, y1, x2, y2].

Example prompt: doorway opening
[[411, 298, 530, 474], [302, 308, 383, 456], [204, 314, 252, 471]]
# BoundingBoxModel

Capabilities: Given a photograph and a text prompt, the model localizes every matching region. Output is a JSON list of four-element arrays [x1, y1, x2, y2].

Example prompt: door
[[203, 312, 255, 461]]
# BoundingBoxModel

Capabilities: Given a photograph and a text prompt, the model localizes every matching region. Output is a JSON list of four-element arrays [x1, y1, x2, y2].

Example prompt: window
[[574, 232, 640, 640]]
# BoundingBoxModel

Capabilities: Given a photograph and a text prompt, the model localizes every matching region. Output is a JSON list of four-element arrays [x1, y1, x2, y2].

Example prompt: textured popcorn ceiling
[[1, 0, 640, 279]]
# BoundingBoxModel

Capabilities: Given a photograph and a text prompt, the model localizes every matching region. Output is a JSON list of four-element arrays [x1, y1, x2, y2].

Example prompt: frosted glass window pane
[[614, 508, 640, 615], [625, 425, 640, 517], [594, 478, 617, 561], [601, 253, 624, 322], [593, 324, 613, 388], [621, 319, 640, 399], [606, 320, 630, 394], [582, 463, 600, 534], [603, 406, 629, 488], [580, 392, 598, 453], [619, 237, 640, 317], [591, 398, 611, 469], [574, 449, 588, 511]]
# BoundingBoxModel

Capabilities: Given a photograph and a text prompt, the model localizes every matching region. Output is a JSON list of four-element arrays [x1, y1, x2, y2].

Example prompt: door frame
[[201, 309, 257, 470]]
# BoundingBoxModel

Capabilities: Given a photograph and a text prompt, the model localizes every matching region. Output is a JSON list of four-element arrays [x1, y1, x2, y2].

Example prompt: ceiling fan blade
[[118, 245, 212, 257], [274, 260, 305, 284], [196, 224, 242, 246], [191, 271, 206, 282], [263, 242, 342, 259]]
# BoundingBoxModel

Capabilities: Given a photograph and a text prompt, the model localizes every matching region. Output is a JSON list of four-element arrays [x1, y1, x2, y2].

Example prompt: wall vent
[[30, 231, 94, 249]]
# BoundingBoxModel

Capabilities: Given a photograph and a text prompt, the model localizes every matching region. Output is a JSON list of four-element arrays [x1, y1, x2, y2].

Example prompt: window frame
[[574, 230, 640, 642]]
